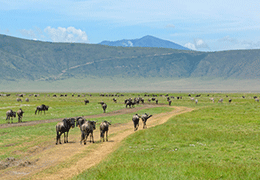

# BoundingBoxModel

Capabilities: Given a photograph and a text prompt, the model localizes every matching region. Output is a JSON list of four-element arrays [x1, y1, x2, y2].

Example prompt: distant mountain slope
[[1, 34, 260, 82], [99, 35, 190, 50]]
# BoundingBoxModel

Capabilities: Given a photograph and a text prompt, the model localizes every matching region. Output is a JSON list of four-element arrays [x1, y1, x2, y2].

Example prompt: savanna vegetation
[[0, 92, 260, 179]]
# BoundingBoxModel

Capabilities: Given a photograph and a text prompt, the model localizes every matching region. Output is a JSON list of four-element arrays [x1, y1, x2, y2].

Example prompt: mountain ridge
[[99, 35, 190, 50], [0, 34, 260, 84]]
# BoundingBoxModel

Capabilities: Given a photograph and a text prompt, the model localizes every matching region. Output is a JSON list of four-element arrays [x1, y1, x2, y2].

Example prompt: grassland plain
[[73, 93, 260, 180], [0, 92, 260, 179]]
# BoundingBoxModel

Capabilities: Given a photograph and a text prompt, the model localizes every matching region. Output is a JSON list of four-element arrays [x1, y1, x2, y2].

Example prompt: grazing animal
[[17, 108, 24, 123], [242, 96, 245, 98], [229, 99, 232, 103], [100, 121, 111, 142], [113, 98, 117, 103], [155, 99, 158, 104], [16, 98, 22, 102], [98, 102, 107, 113], [35, 104, 49, 115], [168, 99, 172, 106], [218, 98, 223, 103], [6, 110, 16, 123], [78, 119, 96, 145], [190, 97, 195, 101], [125, 99, 136, 108], [253, 96, 257, 99], [56, 118, 75, 145], [141, 113, 152, 129], [195, 99, 198, 104], [132, 114, 141, 131], [84, 99, 89, 105], [255, 98, 259, 102], [25, 98, 29, 102]]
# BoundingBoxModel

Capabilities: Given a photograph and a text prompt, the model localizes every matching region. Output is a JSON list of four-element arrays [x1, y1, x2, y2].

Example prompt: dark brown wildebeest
[[229, 99, 232, 103], [98, 102, 107, 113], [141, 113, 152, 129], [35, 104, 49, 115], [113, 98, 117, 103], [126, 99, 136, 108], [255, 98, 259, 102], [84, 99, 90, 105], [100, 121, 111, 142], [56, 118, 75, 145], [25, 98, 29, 102], [17, 108, 24, 123], [168, 99, 172, 106], [16, 98, 22, 102], [132, 114, 141, 131], [77, 119, 96, 145], [6, 109, 16, 123]]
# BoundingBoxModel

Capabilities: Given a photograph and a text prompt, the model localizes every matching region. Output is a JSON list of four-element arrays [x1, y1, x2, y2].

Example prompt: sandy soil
[[0, 105, 193, 180]]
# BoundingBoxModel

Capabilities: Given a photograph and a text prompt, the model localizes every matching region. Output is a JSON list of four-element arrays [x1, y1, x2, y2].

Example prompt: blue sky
[[0, 0, 259, 51]]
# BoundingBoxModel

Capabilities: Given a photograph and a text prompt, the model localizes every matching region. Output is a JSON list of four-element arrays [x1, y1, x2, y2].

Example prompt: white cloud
[[194, 39, 209, 49], [184, 43, 196, 50], [44, 26, 88, 43]]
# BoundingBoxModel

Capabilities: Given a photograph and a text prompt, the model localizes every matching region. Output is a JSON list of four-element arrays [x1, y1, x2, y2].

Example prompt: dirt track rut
[[1, 106, 193, 180]]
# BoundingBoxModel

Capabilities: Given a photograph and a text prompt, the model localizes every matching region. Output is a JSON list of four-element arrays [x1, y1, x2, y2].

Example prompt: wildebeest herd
[[2, 93, 258, 146]]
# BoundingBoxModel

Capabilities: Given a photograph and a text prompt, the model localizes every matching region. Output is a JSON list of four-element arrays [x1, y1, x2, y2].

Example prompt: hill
[[99, 35, 190, 50], [1, 34, 260, 91]]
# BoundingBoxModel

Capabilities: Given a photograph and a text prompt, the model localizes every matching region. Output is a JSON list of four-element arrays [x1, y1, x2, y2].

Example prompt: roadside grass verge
[[0, 106, 172, 161], [73, 101, 260, 179]]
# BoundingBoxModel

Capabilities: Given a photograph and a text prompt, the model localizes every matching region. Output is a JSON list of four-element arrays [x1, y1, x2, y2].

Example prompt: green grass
[[0, 105, 172, 160], [73, 94, 260, 180]]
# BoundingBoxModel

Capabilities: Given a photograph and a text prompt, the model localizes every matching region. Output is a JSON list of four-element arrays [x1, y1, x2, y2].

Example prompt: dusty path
[[1, 106, 193, 180]]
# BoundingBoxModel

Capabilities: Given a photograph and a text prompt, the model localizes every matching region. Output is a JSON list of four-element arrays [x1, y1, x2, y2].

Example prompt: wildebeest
[[195, 99, 198, 104], [113, 98, 117, 103], [17, 108, 24, 123], [100, 121, 111, 142], [168, 99, 172, 106], [141, 113, 152, 129], [98, 102, 107, 113], [35, 104, 49, 114], [16, 98, 22, 102], [125, 99, 136, 108], [77, 119, 96, 145], [25, 98, 29, 102], [255, 98, 259, 102], [56, 118, 76, 145], [229, 99, 232, 103], [84, 99, 90, 105], [132, 114, 141, 131], [218, 98, 223, 103], [6, 109, 16, 123]]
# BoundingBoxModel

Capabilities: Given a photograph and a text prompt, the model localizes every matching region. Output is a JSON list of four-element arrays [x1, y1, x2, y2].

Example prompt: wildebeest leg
[[80, 132, 84, 144], [92, 132, 95, 143], [106, 131, 108, 141], [56, 132, 61, 145], [85, 133, 89, 145], [66, 132, 68, 143]]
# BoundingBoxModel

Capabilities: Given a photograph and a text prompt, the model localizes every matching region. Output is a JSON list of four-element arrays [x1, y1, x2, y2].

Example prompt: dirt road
[[1, 106, 193, 180]]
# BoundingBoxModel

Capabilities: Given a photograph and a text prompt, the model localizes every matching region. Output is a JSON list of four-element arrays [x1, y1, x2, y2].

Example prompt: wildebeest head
[[69, 118, 76, 128]]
